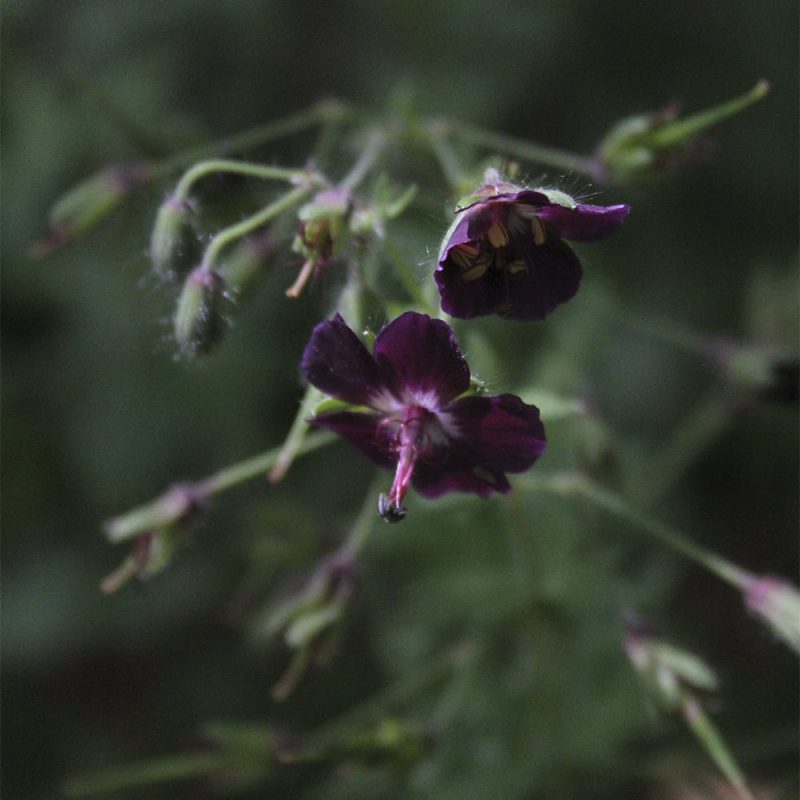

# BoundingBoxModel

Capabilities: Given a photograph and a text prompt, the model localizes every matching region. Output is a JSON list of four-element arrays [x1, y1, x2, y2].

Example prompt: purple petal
[[309, 411, 396, 470], [535, 203, 630, 242], [445, 394, 547, 473], [301, 314, 383, 405], [436, 238, 582, 321], [413, 463, 511, 498], [372, 311, 470, 404], [454, 188, 550, 214]]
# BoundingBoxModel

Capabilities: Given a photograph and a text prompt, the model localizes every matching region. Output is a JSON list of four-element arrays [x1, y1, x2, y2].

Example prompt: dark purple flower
[[301, 311, 546, 521], [436, 171, 630, 321]]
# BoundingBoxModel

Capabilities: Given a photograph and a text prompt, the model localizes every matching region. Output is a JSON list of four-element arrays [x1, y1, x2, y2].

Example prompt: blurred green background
[[2, 1, 798, 798]]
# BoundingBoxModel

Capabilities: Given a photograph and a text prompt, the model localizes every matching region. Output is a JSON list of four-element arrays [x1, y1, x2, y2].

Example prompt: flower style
[[301, 311, 547, 521], [436, 170, 630, 321]]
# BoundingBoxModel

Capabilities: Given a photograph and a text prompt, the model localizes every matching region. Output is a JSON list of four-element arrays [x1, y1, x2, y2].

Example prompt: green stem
[[423, 122, 467, 188], [682, 696, 756, 800], [173, 159, 312, 204], [151, 100, 352, 180], [200, 185, 312, 272], [197, 431, 336, 496], [268, 385, 326, 483], [104, 431, 337, 544], [621, 308, 711, 359], [339, 128, 387, 191], [650, 80, 769, 149], [524, 473, 751, 589], [453, 121, 597, 175], [63, 753, 232, 797]]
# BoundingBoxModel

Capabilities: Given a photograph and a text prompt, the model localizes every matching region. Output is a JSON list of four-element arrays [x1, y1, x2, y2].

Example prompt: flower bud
[[250, 548, 358, 700], [31, 165, 148, 257], [596, 81, 769, 184], [624, 618, 717, 712], [104, 482, 203, 544], [150, 195, 200, 282], [709, 340, 799, 404], [100, 528, 182, 594], [286, 187, 352, 297], [173, 268, 227, 358], [742, 576, 800, 654], [101, 483, 204, 593]]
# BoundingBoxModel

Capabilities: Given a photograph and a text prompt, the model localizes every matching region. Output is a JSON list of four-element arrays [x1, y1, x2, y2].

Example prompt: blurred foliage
[[2, 1, 798, 798]]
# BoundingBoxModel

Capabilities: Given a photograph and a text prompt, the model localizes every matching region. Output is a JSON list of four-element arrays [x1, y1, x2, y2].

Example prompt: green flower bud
[[743, 576, 800, 654], [100, 483, 204, 593], [287, 187, 352, 298], [150, 195, 200, 282], [31, 165, 148, 257], [625, 619, 717, 712], [173, 268, 227, 358], [250, 548, 357, 700], [710, 340, 799, 404], [597, 81, 769, 184]]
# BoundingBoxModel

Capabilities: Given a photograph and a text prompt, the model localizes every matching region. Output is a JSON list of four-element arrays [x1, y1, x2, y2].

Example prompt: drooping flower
[[436, 169, 630, 321], [301, 311, 547, 521], [286, 187, 353, 298]]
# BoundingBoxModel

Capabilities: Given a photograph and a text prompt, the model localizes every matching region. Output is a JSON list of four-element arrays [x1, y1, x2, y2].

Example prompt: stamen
[[285, 258, 317, 298], [461, 263, 488, 281], [487, 221, 509, 248], [507, 259, 528, 275], [531, 216, 547, 246], [451, 244, 484, 272]]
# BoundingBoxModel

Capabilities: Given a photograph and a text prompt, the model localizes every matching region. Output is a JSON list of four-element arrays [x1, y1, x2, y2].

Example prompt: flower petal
[[411, 393, 545, 498], [309, 411, 396, 469], [535, 202, 630, 242], [413, 463, 511, 498], [436, 238, 582, 321], [372, 311, 470, 405], [301, 314, 383, 405], [445, 393, 547, 472]]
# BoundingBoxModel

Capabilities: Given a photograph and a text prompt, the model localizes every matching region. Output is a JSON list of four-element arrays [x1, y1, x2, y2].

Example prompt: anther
[[531, 217, 547, 246], [487, 221, 509, 248]]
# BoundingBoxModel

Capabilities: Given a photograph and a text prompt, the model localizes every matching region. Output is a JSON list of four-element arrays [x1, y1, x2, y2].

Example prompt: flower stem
[[524, 473, 751, 589], [339, 128, 387, 191], [268, 385, 326, 483], [200, 185, 313, 272], [197, 431, 337, 496], [63, 753, 233, 797], [649, 80, 769, 150], [682, 696, 756, 800], [104, 431, 337, 544], [451, 121, 597, 175], [423, 121, 467, 188], [620, 307, 711, 359], [151, 100, 352, 180], [172, 159, 312, 204]]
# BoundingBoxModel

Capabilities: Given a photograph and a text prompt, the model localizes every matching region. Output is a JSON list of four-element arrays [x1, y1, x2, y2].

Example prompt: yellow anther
[[487, 221, 509, 248], [507, 259, 528, 275], [531, 216, 547, 246], [450, 248, 473, 270], [461, 263, 488, 281]]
